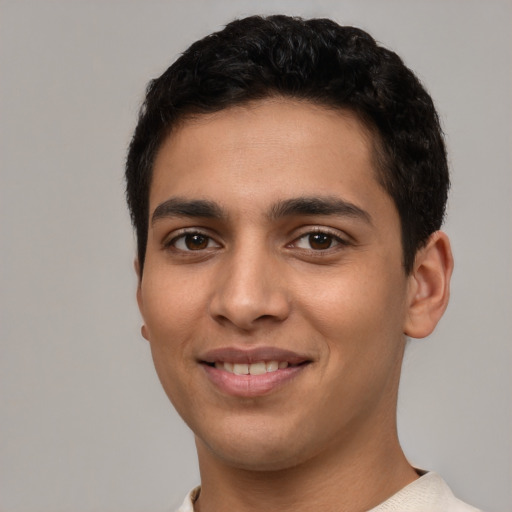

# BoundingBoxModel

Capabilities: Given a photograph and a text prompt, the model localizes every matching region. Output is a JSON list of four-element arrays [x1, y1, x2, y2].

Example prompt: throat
[[193, 434, 417, 512]]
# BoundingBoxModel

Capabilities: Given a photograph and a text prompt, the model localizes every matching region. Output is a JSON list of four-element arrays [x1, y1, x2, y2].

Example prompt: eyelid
[[288, 226, 350, 250], [161, 225, 350, 252], [162, 227, 222, 251]]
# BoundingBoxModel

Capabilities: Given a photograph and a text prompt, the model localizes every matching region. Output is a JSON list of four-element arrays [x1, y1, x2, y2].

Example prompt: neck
[[194, 414, 417, 512]]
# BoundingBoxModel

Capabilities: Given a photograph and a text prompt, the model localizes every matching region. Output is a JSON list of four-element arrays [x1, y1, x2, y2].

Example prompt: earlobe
[[134, 258, 142, 282], [134, 258, 149, 341], [404, 231, 454, 339], [135, 258, 144, 312]]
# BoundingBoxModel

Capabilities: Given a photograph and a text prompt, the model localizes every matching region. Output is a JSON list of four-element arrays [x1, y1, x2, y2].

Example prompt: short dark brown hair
[[126, 15, 449, 274]]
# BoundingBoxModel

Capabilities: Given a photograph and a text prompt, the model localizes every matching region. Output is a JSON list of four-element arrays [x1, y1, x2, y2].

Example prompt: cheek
[[139, 270, 207, 392], [141, 268, 206, 341], [142, 289, 201, 419], [296, 260, 408, 357], [297, 267, 407, 425]]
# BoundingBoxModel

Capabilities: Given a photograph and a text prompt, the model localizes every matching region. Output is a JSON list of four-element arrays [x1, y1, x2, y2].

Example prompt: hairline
[[138, 95, 409, 275]]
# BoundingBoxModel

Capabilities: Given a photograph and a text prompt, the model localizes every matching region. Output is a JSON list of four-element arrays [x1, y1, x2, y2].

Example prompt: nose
[[208, 243, 291, 331]]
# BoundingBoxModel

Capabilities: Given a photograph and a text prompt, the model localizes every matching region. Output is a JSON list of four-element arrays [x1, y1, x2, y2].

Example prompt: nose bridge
[[209, 236, 289, 329]]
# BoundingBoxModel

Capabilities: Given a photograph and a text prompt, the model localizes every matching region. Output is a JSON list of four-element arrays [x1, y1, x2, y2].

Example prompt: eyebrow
[[151, 198, 225, 224], [151, 195, 372, 225], [269, 196, 372, 224]]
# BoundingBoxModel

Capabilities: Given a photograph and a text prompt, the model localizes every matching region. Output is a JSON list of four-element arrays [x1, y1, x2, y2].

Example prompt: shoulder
[[174, 473, 482, 512], [174, 486, 200, 512], [369, 471, 482, 512]]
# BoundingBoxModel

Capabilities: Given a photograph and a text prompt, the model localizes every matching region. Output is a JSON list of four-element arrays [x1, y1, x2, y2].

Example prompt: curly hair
[[126, 15, 449, 274]]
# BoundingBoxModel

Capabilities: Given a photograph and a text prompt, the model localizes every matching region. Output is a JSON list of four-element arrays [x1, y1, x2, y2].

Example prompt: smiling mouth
[[206, 360, 306, 375], [199, 347, 312, 396]]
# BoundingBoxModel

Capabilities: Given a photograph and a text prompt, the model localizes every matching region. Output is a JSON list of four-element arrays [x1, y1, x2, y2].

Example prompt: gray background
[[1, 1, 511, 511]]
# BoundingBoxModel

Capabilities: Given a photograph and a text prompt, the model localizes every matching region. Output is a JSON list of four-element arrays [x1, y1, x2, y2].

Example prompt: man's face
[[138, 99, 413, 471]]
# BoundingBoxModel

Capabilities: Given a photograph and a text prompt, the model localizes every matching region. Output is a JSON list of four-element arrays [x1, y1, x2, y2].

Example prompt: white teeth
[[233, 363, 249, 375], [249, 362, 266, 375], [215, 360, 289, 374], [266, 361, 278, 372]]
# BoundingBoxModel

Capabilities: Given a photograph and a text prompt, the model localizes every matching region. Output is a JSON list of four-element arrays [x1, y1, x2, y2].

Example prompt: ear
[[134, 259, 149, 341], [403, 231, 454, 339]]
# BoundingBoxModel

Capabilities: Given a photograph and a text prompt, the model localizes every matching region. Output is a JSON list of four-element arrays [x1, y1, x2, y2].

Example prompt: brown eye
[[292, 231, 344, 251], [184, 234, 208, 250], [170, 232, 220, 251], [308, 233, 333, 250]]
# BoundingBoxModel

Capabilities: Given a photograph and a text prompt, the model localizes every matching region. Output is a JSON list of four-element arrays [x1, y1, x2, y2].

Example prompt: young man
[[126, 15, 480, 512]]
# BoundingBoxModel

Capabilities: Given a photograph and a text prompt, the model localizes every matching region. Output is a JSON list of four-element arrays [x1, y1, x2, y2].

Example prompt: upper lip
[[199, 346, 311, 365]]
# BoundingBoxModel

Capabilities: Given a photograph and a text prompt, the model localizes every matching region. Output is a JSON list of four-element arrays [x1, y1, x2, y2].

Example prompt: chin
[[195, 418, 312, 472], [206, 442, 306, 472]]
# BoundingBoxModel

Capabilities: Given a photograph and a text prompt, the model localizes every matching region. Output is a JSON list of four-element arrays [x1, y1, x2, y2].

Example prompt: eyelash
[[164, 229, 221, 252], [163, 227, 350, 254], [289, 228, 349, 252]]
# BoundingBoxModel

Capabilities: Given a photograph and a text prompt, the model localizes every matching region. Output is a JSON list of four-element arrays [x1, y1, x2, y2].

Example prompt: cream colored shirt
[[175, 471, 481, 511]]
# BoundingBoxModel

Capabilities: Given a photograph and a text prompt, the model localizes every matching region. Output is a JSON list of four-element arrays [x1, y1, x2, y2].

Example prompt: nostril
[[255, 314, 281, 322], [208, 264, 291, 330]]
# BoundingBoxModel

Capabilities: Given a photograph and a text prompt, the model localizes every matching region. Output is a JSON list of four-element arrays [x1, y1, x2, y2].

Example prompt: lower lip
[[202, 364, 308, 397]]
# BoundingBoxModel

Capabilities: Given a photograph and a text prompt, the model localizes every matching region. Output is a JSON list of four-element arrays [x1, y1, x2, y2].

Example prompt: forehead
[[150, 98, 387, 217]]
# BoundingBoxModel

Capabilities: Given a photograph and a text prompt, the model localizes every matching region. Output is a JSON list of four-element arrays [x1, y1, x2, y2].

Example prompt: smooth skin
[[137, 99, 453, 512]]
